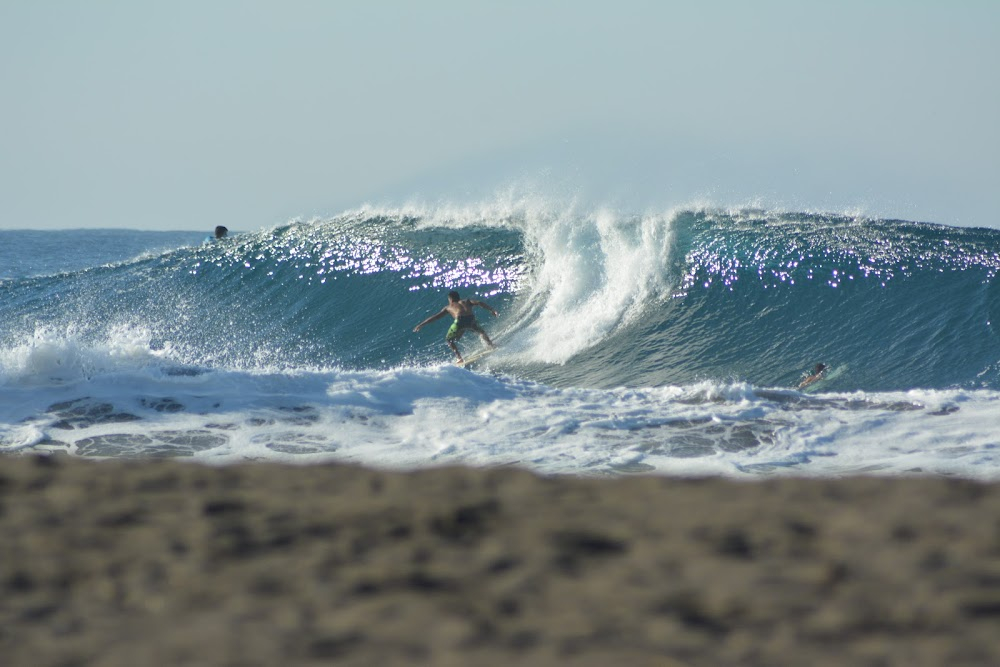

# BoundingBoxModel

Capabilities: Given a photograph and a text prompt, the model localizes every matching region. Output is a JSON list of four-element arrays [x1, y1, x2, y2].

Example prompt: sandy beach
[[3, 454, 1000, 666]]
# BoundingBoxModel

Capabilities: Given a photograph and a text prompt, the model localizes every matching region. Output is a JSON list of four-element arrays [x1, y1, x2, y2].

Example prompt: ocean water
[[2, 202, 999, 478]]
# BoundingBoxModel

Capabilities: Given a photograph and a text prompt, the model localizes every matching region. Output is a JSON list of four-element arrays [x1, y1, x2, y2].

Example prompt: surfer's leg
[[446, 328, 465, 362], [472, 324, 495, 348]]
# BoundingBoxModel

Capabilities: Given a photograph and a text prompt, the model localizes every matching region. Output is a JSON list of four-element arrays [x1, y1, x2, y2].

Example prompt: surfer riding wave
[[414, 291, 498, 364]]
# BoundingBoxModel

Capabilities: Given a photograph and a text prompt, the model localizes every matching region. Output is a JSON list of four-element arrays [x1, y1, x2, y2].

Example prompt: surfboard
[[797, 364, 844, 391], [797, 371, 826, 390], [456, 348, 495, 368]]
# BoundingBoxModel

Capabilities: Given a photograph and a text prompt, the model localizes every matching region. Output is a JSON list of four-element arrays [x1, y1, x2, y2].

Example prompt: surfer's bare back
[[413, 290, 497, 363]]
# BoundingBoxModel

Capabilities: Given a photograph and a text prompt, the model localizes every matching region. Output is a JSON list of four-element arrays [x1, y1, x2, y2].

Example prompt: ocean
[[2, 202, 999, 478]]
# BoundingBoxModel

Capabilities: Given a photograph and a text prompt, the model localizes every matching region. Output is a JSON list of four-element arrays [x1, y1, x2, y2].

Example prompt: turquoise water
[[1, 203, 999, 477]]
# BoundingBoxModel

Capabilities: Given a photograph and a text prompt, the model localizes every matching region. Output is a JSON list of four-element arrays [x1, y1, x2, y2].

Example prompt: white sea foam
[[2, 331, 998, 480], [0, 325, 172, 385]]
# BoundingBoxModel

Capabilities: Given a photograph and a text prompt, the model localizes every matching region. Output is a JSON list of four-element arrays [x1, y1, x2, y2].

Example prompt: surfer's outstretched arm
[[470, 300, 498, 317], [413, 308, 448, 332]]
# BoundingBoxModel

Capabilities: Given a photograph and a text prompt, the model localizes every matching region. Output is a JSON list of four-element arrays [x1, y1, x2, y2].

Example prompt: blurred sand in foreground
[[3, 455, 1000, 666]]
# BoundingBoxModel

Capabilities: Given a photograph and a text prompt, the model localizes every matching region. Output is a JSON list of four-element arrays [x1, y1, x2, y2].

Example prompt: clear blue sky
[[2, 1, 997, 230]]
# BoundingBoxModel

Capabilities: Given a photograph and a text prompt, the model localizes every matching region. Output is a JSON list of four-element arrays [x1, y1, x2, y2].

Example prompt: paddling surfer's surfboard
[[797, 364, 845, 391]]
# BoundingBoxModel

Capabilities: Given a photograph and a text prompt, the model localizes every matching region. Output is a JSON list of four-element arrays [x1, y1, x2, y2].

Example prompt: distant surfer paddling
[[798, 363, 828, 389], [204, 225, 229, 244], [413, 291, 498, 364]]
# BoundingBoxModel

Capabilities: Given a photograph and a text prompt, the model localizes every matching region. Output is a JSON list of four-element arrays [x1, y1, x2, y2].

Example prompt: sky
[[1, 1, 998, 231]]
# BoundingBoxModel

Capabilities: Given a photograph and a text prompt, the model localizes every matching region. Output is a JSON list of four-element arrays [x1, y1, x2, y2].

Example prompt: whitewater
[[1, 201, 998, 479]]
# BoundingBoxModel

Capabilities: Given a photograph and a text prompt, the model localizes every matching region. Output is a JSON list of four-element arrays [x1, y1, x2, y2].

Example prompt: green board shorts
[[446, 315, 479, 342]]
